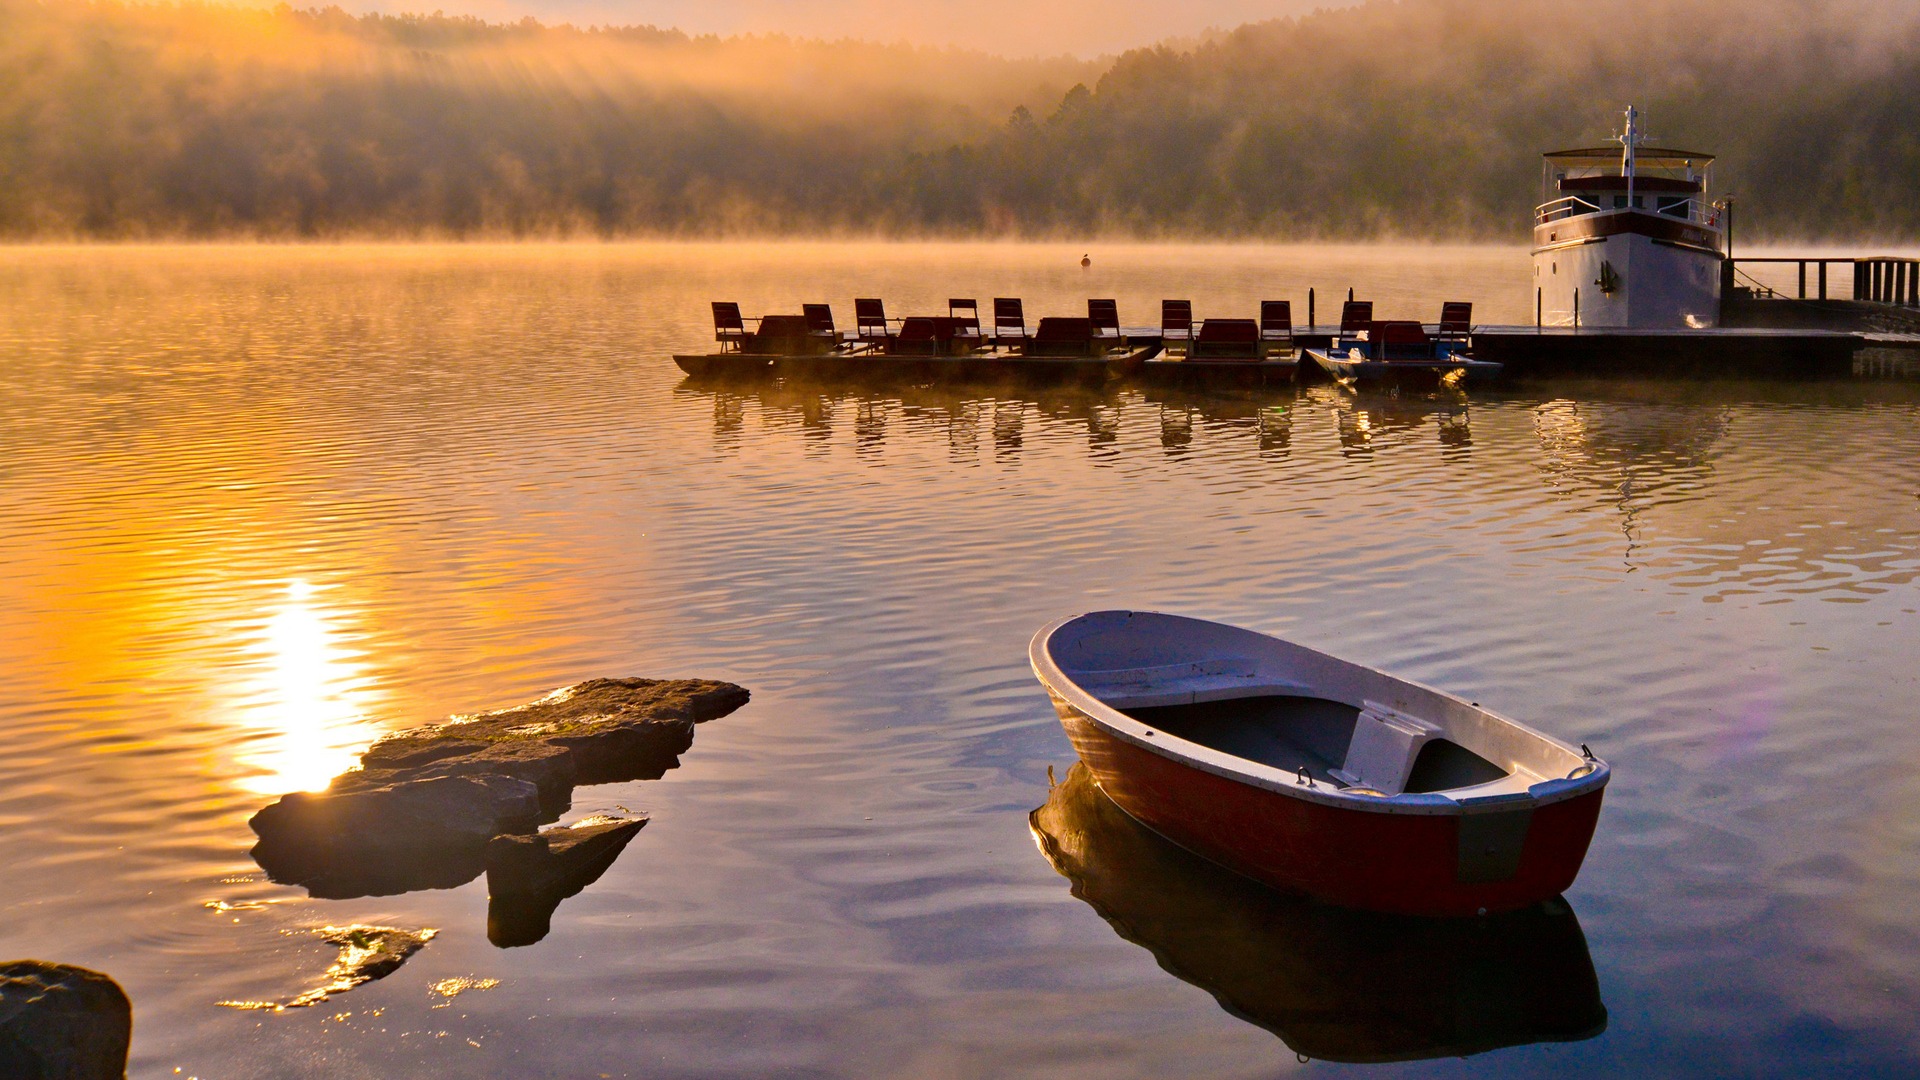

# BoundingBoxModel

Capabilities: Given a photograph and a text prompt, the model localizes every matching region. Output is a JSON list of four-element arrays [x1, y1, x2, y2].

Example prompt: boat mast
[[1619, 105, 1640, 208]]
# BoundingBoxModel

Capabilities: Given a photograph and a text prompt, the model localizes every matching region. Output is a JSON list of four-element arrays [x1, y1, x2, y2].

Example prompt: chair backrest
[[1029, 317, 1096, 357], [1260, 300, 1292, 336], [949, 298, 981, 335], [803, 303, 835, 335], [1193, 318, 1261, 359], [1162, 300, 1193, 333], [713, 301, 746, 333], [1339, 301, 1374, 335], [1088, 299, 1120, 332], [855, 298, 888, 337], [993, 298, 1026, 335], [1438, 301, 1473, 335], [1373, 320, 1429, 345], [1197, 318, 1259, 345]]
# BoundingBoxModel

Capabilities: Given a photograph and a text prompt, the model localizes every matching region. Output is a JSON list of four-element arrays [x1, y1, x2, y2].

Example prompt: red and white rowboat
[[1029, 611, 1609, 916]]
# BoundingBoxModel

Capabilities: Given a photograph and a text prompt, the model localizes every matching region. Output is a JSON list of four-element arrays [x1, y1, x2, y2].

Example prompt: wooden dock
[[1465, 325, 1866, 378]]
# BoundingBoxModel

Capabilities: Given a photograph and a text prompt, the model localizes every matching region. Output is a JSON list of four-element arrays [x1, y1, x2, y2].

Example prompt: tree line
[[1, 0, 1915, 240]]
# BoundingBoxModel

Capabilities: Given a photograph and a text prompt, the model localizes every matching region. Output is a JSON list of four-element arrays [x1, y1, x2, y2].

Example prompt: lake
[[2, 242, 1918, 1078]]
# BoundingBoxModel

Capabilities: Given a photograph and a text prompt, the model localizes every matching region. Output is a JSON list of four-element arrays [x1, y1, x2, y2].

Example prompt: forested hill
[[3, 0, 1917, 240]]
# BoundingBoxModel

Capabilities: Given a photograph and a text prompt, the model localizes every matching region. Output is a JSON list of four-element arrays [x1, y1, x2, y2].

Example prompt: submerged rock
[[249, 678, 748, 899], [0, 961, 132, 1080], [218, 926, 436, 1011], [486, 815, 648, 947]]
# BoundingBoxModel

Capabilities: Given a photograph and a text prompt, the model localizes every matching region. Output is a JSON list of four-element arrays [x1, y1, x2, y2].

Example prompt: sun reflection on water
[[233, 580, 379, 795]]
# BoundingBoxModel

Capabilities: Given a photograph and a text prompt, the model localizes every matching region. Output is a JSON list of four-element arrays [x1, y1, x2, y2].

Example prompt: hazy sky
[[336, 0, 1341, 57]]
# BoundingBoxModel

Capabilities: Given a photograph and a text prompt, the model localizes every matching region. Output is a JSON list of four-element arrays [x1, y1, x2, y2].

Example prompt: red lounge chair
[[712, 302, 756, 352], [855, 298, 895, 350], [950, 299, 982, 345], [1370, 320, 1436, 360], [1438, 301, 1473, 341], [993, 298, 1028, 350], [1162, 300, 1194, 354], [1088, 299, 1121, 343], [1259, 301, 1293, 353], [1339, 300, 1374, 338], [1192, 318, 1262, 360], [890, 317, 941, 356], [1029, 317, 1097, 358]]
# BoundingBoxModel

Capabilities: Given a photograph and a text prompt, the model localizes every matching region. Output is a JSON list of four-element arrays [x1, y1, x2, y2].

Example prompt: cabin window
[[1613, 195, 1628, 209], [1658, 196, 1689, 217]]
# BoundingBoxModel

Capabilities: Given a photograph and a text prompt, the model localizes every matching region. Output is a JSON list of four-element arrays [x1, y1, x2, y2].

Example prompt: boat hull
[[1049, 699, 1604, 916], [1533, 214, 1724, 329], [673, 343, 1160, 385], [1304, 348, 1502, 387], [1136, 356, 1299, 388]]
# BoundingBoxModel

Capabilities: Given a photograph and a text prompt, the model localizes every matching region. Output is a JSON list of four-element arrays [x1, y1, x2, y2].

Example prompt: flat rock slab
[[487, 816, 648, 947], [217, 926, 437, 1011], [0, 961, 131, 1080], [250, 678, 748, 898]]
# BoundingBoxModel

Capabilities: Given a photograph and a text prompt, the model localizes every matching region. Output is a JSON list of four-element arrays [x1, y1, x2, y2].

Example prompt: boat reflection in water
[[1029, 763, 1607, 1063]]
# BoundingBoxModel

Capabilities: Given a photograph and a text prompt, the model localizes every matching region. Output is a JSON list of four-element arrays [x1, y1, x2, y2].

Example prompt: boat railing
[[1537, 194, 1719, 227], [1535, 196, 1602, 223]]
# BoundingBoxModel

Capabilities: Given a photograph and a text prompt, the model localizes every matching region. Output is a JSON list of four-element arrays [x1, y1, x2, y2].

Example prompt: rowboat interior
[[1050, 613, 1595, 803]]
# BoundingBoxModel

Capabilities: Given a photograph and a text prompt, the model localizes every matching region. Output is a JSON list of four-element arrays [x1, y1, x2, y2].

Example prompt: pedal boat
[[1028, 611, 1608, 916], [1304, 320, 1502, 387]]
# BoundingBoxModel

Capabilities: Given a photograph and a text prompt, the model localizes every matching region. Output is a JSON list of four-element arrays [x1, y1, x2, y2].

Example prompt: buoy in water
[[1081, 254, 1091, 268]]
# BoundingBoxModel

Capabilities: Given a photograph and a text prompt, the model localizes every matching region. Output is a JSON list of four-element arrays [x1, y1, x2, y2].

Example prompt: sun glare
[[234, 580, 379, 795]]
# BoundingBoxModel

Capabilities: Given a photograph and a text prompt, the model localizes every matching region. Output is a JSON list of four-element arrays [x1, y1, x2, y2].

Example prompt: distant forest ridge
[[2, 0, 1918, 240]]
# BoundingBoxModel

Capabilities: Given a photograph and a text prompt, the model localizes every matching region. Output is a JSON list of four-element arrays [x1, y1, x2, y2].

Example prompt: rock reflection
[[1030, 763, 1607, 1063]]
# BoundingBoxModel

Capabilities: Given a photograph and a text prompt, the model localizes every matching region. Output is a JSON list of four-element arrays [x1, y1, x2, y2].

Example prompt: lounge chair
[[890, 317, 940, 356], [1029, 317, 1097, 358], [712, 302, 756, 352], [1088, 299, 1121, 344], [1370, 320, 1437, 360], [1162, 300, 1194, 355], [1259, 301, 1293, 355], [993, 298, 1028, 351], [1438, 301, 1473, 341], [1192, 318, 1262, 360], [803, 304, 839, 347], [855, 298, 896, 351], [1338, 300, 1374, 339], [950, 299, 982, 346]]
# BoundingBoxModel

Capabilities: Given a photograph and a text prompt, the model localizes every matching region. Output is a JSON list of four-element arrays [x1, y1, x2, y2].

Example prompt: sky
[[332, 0, 1341, 57]]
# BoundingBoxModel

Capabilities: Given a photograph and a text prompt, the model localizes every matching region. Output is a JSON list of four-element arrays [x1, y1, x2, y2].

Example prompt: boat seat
[[1330, 701, 1441, 795], [1073, 658, 1307, 710]]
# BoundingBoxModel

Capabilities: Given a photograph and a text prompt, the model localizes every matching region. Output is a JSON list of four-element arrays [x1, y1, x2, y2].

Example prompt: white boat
[[1533, 106, 1725, 329], [1029, 611, 1610, 916]]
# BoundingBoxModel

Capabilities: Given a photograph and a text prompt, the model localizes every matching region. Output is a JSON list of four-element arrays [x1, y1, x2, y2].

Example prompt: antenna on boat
[[1617, 105, 1642, 207]]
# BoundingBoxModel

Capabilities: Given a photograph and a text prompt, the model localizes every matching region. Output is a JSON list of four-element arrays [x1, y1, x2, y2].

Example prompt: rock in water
[[217, 926, 436, 1011], [0, 961, 132, 1080], [249, 678, 748, 898], [486, 815, 648, 947]]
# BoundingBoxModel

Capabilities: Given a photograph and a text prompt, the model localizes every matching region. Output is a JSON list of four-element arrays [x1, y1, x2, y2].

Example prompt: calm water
[[2, 242, 1919, 1078]]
